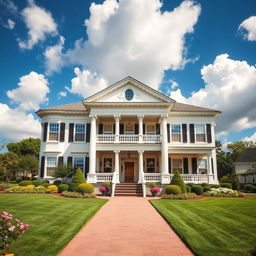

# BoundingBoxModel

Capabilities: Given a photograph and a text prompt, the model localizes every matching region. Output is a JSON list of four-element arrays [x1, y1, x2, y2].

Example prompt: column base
[[87, 173, 97, 183], [161, 174, 170, 184]]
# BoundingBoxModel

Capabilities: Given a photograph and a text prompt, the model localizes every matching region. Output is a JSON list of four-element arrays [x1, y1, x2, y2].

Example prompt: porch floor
[[58, 197, 193, 256]]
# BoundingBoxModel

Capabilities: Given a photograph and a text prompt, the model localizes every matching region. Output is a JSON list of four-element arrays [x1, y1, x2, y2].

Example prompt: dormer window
[[125, 89, 134, 101]]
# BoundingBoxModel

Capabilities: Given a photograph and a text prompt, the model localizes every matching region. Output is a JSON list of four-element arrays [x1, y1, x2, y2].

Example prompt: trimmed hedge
[[211, 184, 220, 188], [170, 170, 187, 193], [162, 193, 197, 200], [220, 183, 232, 189], [244, 184, 255, 192], [19, 180, 32, 186], [32, 180, 41, 186], [58, 184, 69, 192], [46, 185, 58, 193], [78, 183, 94, 194], [186, 185, 191, 193], [42, 183, 50, 188], [232, 179, 240, 191], [191, 185, 203, 195], [203, 186, 211, 192], [165, 185, 181, 195]]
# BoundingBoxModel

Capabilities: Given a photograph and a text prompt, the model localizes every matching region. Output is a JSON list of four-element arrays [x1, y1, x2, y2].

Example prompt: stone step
[[114, 183, 143, 197], [115, 192, 143, 197]]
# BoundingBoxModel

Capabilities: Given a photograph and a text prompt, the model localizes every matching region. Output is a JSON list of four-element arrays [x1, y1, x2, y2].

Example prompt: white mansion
[[36, 77, 220, 196]]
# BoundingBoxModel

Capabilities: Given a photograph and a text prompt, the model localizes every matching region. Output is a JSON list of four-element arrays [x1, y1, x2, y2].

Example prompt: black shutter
[[182, 124, 187, 143], [192, 158, 197, 174], [120, 124, 124, 134], [68, 123, 74, 142], [190, 124, 195, 143], [113, 124, 116, 134], [143, 124, 145, 134], [43, 123, 48, 142], [211, 158, 214, 175], [67, 156, 72, 167], [167, 124, 170, 143], [168, 157, 172, 173], [85, 157, 89, 177], [86, 123, 91, 142], [60, 123, 65, 142], [206, 124, 212, 143], [156, 124, 160, 135], [40, 156, 45, 178], [98, 124, 103, 134], [58, 156, 64, 166], [134, 124, 139, 134], [183, 158, 188, 174]]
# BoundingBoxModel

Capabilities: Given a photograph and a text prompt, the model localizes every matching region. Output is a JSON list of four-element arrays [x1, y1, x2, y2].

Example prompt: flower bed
[[61, 191, 96, 198], [161, 193, 197, 200], [204, 187, 245, 197], [6, 185, 47, 193]]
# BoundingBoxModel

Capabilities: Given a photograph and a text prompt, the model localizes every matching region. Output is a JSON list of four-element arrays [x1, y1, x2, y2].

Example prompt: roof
[[43, 102, 86, 111], [171, 102, 220, 113], [236, 148, 256, 163]]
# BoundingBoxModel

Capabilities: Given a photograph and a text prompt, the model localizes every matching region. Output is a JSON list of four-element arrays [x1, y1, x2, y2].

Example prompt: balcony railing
[[96, 135, 161, 143]]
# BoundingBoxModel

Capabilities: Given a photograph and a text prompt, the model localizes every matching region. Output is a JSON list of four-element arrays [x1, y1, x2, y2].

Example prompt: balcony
[[96, 135, 161, 143]]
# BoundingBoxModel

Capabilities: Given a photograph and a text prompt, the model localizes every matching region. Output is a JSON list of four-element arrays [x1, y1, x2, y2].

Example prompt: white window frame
[[145, 157, 157, 173], [103, 124, 113, 135], [73, 157, 85, 171], [125, 123, 134, 135], [146, 123, 156, 135], [172, 158, 183, 173], [74, 123, 86, 142], [171, 124, 182, 142], [48, 123, 60, 142], [46, 156, 57, 177], [103, 157, 113, 172], [195, 124, 206, 143]]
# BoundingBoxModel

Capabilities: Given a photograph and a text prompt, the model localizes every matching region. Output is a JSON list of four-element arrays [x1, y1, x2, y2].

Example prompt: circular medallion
[[125, 89, 134, 101]]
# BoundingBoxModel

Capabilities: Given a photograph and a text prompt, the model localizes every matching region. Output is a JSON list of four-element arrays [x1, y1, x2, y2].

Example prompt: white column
[[138, 150, 144, 183], [161, 114, 170, 184], [114, 150, 120, 183], [88, 114, 97, 183], [137, 115, 144, 143], [211, 149, 218, 184], [114, 115, 120, 143]]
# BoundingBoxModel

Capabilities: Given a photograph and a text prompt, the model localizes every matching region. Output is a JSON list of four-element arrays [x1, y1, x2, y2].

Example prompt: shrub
[[78, 183, 94, 194], [6, 185, 46, 193], [170, 170, 187, 193], [102, 181, 110, 188], [191, 185, 203, 195], [187, 183, 195, 187], [46, 185, 58, 193], [211, 184, 220, 188], [42, 180, 49, 183], [42, 183, 50, 188], [162, 193, 197, 200], [58, 184, 69, 192], [19, 180, 32, 186], [244, 184, 254, 192], [220, 176, 232, 183], [0, 185, 6, 191], [32, 180, 41, 186], [165, 185, 181, 195], [53, 180, 62, 186], [220, 183, 232, 189], [186, 185, 191, 193], [70, 169, 86, 191], [208, 187, 245, 197], [203, 186, 211, 192], [148, 182, 156, 188], [232, 179, 240, 191], [201, 183, 208, 187], [61, 191, 96, 198], [253, 186, 256, 193]]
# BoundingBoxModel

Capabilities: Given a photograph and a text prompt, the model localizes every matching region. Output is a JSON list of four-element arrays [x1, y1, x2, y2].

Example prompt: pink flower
[[151, 187, 160, 193], [99, 187, 108, 192], [15, 219, 20, 223], [8, 226, 15, 232]]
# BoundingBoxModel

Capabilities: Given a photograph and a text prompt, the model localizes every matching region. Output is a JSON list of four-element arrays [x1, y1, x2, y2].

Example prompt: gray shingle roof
[[41, 102, 86, 111], [171, 102, 220, 113], [236, 148, 256, 163]]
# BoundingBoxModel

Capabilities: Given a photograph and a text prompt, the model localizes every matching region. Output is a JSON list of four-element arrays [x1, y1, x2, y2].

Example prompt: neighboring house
[[235, 148, 256, 184], [36, 77, 220, 195]]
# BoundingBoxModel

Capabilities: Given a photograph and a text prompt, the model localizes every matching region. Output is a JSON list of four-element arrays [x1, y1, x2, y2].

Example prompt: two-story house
[[36, 77, 220, 196]]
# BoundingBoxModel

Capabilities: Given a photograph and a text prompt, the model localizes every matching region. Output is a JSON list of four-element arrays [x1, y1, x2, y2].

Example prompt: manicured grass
[[0, 194, 107, 256], [246, 193, 256, 197], [150, 198, 256, 256]]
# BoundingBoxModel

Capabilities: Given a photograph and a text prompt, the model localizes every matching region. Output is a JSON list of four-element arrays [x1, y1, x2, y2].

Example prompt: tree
[[227, 141, 246, 162], [70, 168, 86, 191], [0, 152, 19, 183], [54, 164, 74, 183], [170, 170, 187, 193], [17, 155, 39, 179]]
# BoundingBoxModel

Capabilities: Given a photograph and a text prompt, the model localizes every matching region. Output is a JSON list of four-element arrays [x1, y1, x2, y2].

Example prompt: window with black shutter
[[134, 124, 139, 134], [192, 158, 197, 174], [120, 124, 124, 134], [143, 124, 145, 134], [183, 158, 188, 174], [68, 123, 74, 142], [40, 156, 45, 178], [156, 124, 160, 135], [98, 124, 103, 134], [167, 124, 170, 143], [190, 124, 195, 143], [182, 124, 187, 143], [58, 156, 64, 166], [43, 123, 48, 142], [86, 123, 91, 142], [85, 157, 89, 176], [168, 157, 172, 173], [206, 124, 212, 143], [67, 156, 73, 167], [60, 123, 65, 142]]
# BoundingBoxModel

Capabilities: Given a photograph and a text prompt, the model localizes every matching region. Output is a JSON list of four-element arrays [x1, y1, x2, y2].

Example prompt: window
[[74, 157, 84, 171], [49, 123, 59, 141], [146, 124, 155, 135], [75, 124, 85, 141], [125, 89, 134, 101], [171, 125, 181, 142], [46, 157, 57, 176], [198, 159, 207, 174], [125, 123, 134, 134], [104, 124, 113, 135], [146, 158, 156, 173], [173, 159, 182, 172], [104, 158, 112, 172], [195, 124, 206, 142]]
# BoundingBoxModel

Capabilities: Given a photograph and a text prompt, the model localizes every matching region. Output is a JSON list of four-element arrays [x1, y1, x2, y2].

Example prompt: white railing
[[143, 135, 161, 143], [119, 135, 139, 143], [96, 134, 161, 143], [144, 173, 161, 182], [170, 174, 209, 183], [96, 135, 115, 143], [96, 173, 113, 181]]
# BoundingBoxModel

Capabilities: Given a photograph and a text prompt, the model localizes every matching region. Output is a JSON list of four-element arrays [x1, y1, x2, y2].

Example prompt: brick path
[[58, 197, 193, 256]]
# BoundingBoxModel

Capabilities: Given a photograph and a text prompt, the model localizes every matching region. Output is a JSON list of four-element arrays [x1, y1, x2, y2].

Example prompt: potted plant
[[99, 186, 109, 196], [150, 187, 160, 197]]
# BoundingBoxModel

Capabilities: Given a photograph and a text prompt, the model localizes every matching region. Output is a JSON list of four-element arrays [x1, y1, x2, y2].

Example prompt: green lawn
[[150, 198, 256, 256], [0, 194, 107, 256]]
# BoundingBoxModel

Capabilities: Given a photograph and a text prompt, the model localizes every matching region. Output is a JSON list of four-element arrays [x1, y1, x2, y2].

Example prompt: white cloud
[[67, 68, 108, 98], [18, 0, 57, 49], [239, 16, 256, 41], [0, 0, 18, 14], [51, 0, 200, 91], [7, 71, 50, 111], [170, 54, 256, 135], [58, 91, 67, 98], [0, 103, 40, 141], [5, 19, 15, 29], [243, 132, 256, 142], [170, 79, 179, 89]]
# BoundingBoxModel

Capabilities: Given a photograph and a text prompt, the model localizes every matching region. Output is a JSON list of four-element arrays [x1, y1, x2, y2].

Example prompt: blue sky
[[0, 0, 256, 146]]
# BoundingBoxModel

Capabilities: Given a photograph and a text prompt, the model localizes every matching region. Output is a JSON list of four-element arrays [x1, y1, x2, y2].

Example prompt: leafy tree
[[0, 152, 19, 183], [17, 155, 39, 179], [70, 168, 86, 191], [227, 141, 246, 162], [54, 164, 74, 183], [170, 170, 187, 193]]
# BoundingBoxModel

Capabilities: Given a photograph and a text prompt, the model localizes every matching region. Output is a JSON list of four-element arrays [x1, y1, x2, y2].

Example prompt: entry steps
[[114, 183, 143, 197]]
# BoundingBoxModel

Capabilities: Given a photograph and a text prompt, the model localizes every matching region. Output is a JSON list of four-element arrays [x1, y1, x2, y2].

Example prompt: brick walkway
[[58, 197, 193, 256]]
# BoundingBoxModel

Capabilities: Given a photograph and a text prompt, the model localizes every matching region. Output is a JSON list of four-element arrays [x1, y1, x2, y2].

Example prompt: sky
[[0, 0, 256, 147]]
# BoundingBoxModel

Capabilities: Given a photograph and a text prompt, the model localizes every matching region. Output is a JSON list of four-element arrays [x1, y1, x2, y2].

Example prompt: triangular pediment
[[83, 76, 175, 103]]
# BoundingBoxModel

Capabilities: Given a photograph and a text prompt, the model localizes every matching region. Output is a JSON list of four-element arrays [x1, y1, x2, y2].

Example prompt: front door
[[125, 162, 134, 182]]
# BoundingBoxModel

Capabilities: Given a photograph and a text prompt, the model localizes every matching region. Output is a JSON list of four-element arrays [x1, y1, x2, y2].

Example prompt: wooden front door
[[125, 162, 134, 182]]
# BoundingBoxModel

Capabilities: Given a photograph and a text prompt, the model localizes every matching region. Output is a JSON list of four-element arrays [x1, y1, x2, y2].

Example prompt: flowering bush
[[205, 187, 245, 197], [0, 185, 6, 191], [150, 187, 160, 193], [0, 212, 29, 253], [61, 191, 96, 198], [99, 187, 109, 192], [46, 185, 58, 193], [162, 193, 197, 200], [6, 185, 47, 193]]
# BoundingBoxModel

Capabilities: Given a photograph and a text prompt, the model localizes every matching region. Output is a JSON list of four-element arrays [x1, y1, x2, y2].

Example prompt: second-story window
[[49, 123, 59, 141], [171, 125, 181, 142], [195, 124, 206, 142], [104, 124, 113, 135], [75, 124, 85, 141]]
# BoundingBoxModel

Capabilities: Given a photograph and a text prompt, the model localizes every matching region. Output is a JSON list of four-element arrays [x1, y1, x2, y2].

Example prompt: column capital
[[114, 150, 120, 154], [138, 150, 144, 154], [161, 114, 168, 120], [114, 115, 121, 120], [89, 114, 97, 120], [137, 114, 144, 120]]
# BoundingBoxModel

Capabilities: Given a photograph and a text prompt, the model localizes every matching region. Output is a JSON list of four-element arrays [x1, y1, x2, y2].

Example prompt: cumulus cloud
[[170, 80, 179, 89], [66, 68, 108, 98], [58, 91, 67, 98], [0, 0, 18, 14], [18, 0, 57, 49], [239, 16, 256, 41], [0, 103, 41, 141], [49, 0, 201, 91], [170, 54, 256, 135], [243, 132, 256, 142], [7, 71, 50, 111]]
